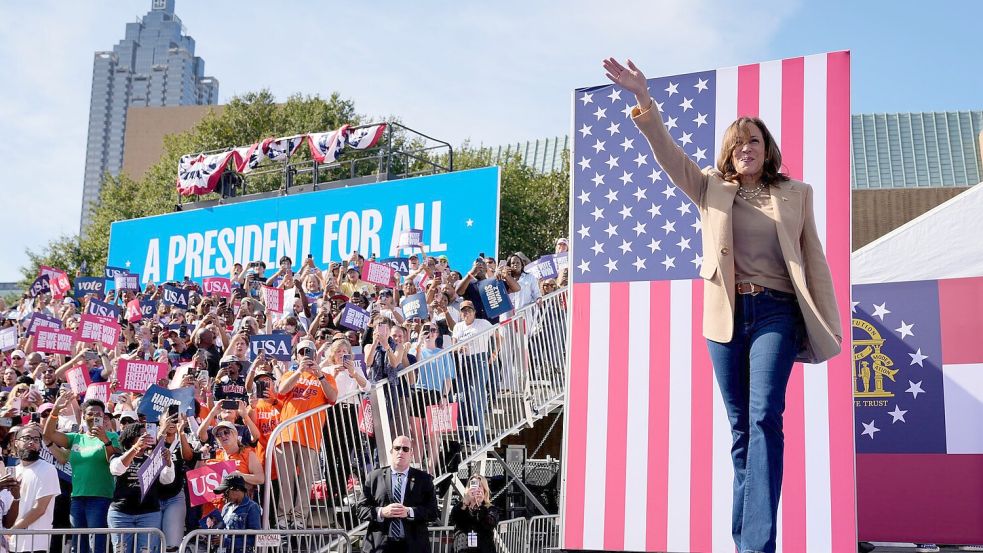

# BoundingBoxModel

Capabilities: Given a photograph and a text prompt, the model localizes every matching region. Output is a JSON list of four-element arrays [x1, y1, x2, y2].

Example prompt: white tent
[[852, 182, 983, 284]]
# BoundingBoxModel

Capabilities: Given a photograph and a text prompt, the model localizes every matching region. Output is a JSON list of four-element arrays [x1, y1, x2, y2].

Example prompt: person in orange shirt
[[247, 365, 281, 476], [202, 420, 264, 517], [273, 339, 338, 530]]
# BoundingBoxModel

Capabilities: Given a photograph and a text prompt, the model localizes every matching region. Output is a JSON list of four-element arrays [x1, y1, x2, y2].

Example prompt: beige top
[[732, 189, 794, 293]]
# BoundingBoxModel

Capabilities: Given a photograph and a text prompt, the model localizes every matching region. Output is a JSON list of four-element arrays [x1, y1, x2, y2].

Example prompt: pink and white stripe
[[561, 51, 855, 552]]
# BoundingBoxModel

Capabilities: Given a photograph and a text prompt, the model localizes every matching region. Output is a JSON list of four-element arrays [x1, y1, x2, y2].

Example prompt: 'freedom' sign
[[117, 359, 169, 393], [362, 261, 395, 288], [249, 334, 292, 361]]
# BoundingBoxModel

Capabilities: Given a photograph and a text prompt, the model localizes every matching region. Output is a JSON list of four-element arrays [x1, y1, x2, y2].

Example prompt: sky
[[0, 0, 980, 282]]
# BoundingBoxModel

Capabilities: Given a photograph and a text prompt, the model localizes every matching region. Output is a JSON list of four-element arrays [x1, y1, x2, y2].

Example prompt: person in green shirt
[[43, 392, 121, 553]]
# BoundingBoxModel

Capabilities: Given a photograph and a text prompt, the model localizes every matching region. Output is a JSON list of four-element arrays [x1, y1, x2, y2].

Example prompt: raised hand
[[602, 58, 651, 105]]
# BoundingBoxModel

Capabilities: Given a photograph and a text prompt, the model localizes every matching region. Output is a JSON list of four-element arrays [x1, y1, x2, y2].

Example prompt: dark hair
[[716, 117, 789, 185], [81, 399, 106, 414], [118, 422, 145, 450]]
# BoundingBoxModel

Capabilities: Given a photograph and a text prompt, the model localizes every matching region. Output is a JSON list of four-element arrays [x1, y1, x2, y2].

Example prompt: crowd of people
[[0, 240, 569, 552]]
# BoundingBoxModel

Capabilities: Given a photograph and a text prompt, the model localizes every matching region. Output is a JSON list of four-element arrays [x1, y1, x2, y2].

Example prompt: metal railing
[[427, 515, 560, 553], [526, 514, 560, 553], [179, 529, 351, 553], [1, 528, 166, 553], [495, 517, 529, 553], [261, 288, 569, 533]]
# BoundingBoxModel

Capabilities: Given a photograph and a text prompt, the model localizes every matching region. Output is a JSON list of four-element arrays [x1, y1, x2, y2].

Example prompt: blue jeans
[[106, 507, 163, 553], [159, 491, 187, 551], [706, 289, 803, 553], [458, 353, 489, 443], [70, 496, 111, 553]]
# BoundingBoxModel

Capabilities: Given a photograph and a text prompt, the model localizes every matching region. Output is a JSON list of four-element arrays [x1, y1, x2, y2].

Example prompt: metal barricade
[[179, 528, 351, 553], [526, 514, 560, 553], [2, 528, 167, 553], [495, 517, 529, 553], [428, 525, 456, 553]]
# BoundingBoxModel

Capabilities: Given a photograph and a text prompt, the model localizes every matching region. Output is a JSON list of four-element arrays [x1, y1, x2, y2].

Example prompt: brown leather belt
[[736, 282, 767, 295]]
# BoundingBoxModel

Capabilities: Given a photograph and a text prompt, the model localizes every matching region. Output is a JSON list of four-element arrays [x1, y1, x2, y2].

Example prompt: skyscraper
[[80, 0, 218, 232]]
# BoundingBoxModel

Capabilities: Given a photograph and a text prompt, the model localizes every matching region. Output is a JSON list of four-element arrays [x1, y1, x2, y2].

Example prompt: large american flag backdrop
[[560, 51, 856, 552]]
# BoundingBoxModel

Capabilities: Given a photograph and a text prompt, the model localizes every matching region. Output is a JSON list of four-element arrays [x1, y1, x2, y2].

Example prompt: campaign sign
[[138, 385, 195, 422], [74, 277, 106, 297], [105, 266, 128, 280], [186, 461, 238, 507], [203, 277, 232, 298], [161, 285, 190, 308], [86, 382, 110, 404], [35, 328, 76, 355], [39, 444, 72, 482], [400, 292, 429, 320], [78, 313, 120, 349], [139, 299, 158, 319], [25, 312, 62, 336], [249, 334, 292, 361], [118, 359, 169, 393], [137, 441, 170, 500], [378, 257, 411, 276], [362, 261, 395, 288], [49, 271, 71, 299], [115, 272, 141, 292], [86, 299, 121, 319], [0, 327, 16, 352], [125, 298, 143, 323], [397, 229, 424, 250], [425, 402, 459, 435], [65, 365, 92, 395], [262, 286, 284, 313], [339, 303, 371, 331], [477, 278, 514, 319], [552, 252, 569, 273], [527, 255, 559, 280], [107, 167, 500, 284], [29, 275, 50, 297]]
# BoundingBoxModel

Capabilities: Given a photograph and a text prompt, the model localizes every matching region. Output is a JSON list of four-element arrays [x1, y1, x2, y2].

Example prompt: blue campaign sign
[[138, 385, 195, 422], [107, 167, 500, 285], [86, 299, 121, 320], [249, 334, 293, 361], [477, 278, 513, 319], [161, 285, 190, 308], [379, 257, 411, 276], [400, 292, 429, 320], [75, 277, 106, 297]]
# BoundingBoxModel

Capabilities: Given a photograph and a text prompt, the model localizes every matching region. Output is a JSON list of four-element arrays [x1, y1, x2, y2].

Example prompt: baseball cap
[[220, 355, 243, 368], [120, 410, 139, 423], [213, 473, 248, 493], [295, 339, 316, 354], [556, 237, 569, 246], [215, 420, 237, 432], [38, 403, 55, 415], [460, 300, 476, 311], [10, 350, 25, 360]]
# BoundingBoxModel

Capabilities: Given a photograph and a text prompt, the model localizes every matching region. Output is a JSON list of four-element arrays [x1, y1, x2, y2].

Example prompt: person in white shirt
[[9, 424, 62, 553], [450, 301, 498, 445]]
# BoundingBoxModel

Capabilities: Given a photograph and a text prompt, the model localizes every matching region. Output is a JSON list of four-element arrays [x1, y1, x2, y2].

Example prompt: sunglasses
[[392, 445, 411, 453], [215, 429, 235, 437]]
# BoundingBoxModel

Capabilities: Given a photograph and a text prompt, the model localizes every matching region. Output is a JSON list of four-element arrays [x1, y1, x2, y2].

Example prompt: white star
[[648, 169, 663, 183], [861, 420, 880, 439], [664, 116, 678, 131], [908, 348, 928, 367], [578, 123, 593, 138], [580, 92, 594, 105], [577, 224, 590, 239], [872, 302, 891, 320], [694, 78, 709, 93], [619, 171, 634, 186], [691, 218, 702, 233], [693, 112, 708, 127], [591, 241, 605, 256], [645, 237, 662, 253], [591, 206, 605, 221], [604, 222, 619, 237], [633, 153, 648, 167], [655, 100, 664, 111], [619, 204, 633, 219], [125, 260, 132, 268], [605, 189, 619, 203], [851, 301, 860, 313], [607, 122, 621, 135], [607, 88, 621, 102], [664, 81, 679, 97], [593, 106, 607, 120], [592, 139, 606, 153], [605, 257, 619, 273], [676, 237, 691, 251], [605, 155, 620, 169], [693, 147, 707, 162], [676, 201, 692, 216], [906, 380, 925, 399], [621, 103, 634, 118], [620, 137, 635, 151], [577, 190, 591, 205], [691, 254, 703, 268], [679, 132, 693, 146], [466, 218, 474, 227], [632, 256, 647, 271], [632, 187, 647, 202], [618, 239, 633, 255], [662, 220, 676, 234], [679, 97, 694, 112], [578, 157, 591, 171], [895, 321, 915, 340], [592, 173, 605, 187], [577, 259, 591, 274], [888, 405, 908, 424], [647, 203, 661, 218], [661, 255, 676, 270], [632, 221, 647, 236], [662, 185, 676, 199]]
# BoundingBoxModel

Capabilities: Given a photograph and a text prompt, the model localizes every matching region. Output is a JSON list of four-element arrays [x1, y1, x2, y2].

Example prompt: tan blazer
[[632, 104, 842, 364]]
